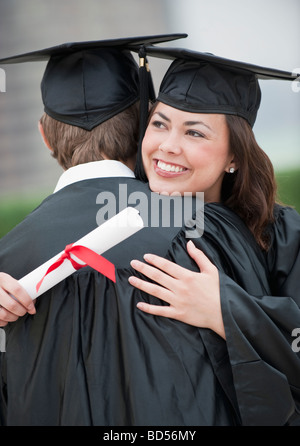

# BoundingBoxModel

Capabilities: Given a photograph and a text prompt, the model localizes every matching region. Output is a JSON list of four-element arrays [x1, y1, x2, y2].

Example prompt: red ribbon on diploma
[[36, 243, 116, 292]]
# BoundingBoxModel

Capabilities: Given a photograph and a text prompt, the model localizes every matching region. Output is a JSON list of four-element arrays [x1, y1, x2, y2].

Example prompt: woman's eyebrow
[[153, 111, 171, 122], [153, 112, 215, 133], [184, 120, 213, 132]]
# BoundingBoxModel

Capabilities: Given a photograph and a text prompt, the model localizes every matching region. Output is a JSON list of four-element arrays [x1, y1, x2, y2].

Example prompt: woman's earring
[[229, 167, 235, 174]]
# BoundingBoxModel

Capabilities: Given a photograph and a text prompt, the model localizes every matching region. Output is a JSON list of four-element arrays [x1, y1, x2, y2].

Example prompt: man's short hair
[[40, 101, 140, 169]]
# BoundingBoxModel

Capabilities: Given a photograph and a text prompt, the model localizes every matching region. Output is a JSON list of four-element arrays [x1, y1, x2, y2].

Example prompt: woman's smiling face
[[142, 103, 236, 202]]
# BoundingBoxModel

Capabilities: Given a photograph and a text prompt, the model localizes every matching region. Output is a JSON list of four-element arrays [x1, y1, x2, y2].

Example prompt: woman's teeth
[[157, 160, 185, 172]]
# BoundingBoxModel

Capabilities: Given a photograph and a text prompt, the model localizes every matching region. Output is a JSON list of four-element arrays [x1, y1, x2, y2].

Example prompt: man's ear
[[38, 120, 53, 152]]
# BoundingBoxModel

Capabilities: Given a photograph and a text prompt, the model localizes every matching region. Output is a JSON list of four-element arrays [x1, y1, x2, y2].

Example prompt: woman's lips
[[153, 159, 189, 178]]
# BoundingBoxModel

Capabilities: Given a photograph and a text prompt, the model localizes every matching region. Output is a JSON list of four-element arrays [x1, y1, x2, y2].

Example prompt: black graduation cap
[[130, 45, 299, 181], [0, 34, 187, 130], [131, 45, 299, 128]]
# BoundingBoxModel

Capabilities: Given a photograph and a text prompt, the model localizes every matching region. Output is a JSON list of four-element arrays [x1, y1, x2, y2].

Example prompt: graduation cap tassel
[[146, 58, 156, 103], [135, 46, 150, 181]]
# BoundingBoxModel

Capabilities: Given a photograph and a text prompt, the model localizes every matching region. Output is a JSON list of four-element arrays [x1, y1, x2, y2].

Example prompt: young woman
[[129, 102, 276, 335], [128, 53, 300, 425]]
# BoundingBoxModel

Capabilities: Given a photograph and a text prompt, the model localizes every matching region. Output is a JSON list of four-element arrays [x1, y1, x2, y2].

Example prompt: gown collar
[[53, 160, 135, 193]]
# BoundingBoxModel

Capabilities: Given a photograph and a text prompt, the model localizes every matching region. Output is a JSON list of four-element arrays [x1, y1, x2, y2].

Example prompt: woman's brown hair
[[40, 102, 140, 170], [137, 103, 278, 250], [222, 115, 278, 250]]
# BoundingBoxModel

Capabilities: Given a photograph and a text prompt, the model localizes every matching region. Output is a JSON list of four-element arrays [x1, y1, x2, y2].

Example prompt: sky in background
[[0, 0, 299, 198]]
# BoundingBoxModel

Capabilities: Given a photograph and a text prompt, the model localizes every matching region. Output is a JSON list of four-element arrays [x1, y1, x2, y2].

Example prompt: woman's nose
[[158, 134, 182, 155]]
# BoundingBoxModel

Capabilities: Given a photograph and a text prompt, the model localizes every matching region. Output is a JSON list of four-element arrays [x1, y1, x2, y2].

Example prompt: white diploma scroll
[[18, 207, 144, 300]]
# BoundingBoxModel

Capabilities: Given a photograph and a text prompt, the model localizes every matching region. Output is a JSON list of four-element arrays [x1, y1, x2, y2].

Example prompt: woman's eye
[[152, 120, 166, 129], [186, 130, 205, 138]]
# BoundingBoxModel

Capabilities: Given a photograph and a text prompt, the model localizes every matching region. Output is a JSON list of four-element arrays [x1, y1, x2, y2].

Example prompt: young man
[[0, 37, 224, 427]]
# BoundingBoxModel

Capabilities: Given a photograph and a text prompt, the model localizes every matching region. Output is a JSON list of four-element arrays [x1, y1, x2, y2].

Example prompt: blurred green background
[[0, 168, 299, 239]]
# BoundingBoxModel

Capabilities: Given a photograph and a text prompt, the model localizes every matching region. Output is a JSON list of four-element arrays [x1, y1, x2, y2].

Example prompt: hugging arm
[[0, 273, 35, 326], [129, 206, 300, 425], [129, 240, 225, 339]]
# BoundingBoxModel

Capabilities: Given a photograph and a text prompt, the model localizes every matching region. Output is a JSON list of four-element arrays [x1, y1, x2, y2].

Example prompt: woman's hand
[[0, 272, 35, 327], [128, 240, 225, 339]]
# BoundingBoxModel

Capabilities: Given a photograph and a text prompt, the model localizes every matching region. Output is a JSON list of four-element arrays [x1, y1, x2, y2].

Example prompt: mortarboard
[[130, 45, 299, 128], [0, 34, 187, 130], [129, 45, 299, 180]]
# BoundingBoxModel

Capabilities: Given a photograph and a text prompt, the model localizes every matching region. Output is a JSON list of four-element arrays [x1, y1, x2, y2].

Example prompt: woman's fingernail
[[28, 303, 36, 314], [128, 275, 138, 284]]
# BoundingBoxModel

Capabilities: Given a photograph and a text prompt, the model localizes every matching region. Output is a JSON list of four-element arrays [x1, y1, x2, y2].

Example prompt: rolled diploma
[[18, 207, 144, 300]]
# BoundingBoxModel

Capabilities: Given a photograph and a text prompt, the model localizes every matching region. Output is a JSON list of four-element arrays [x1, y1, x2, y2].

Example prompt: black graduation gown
[[220, 205, 300, 426], [167, 204, 300, 426], [0, 176, 299, 426], [0, 177, 238, 426]]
